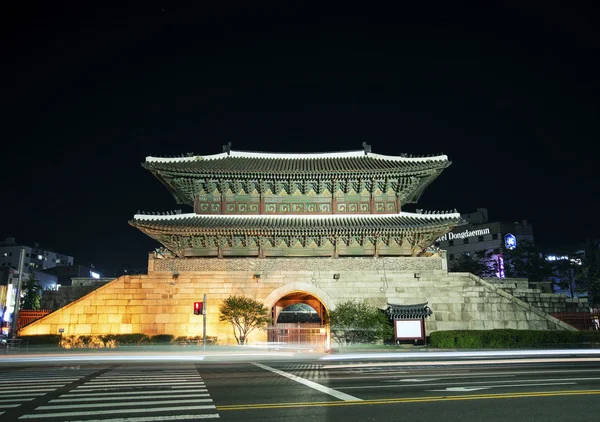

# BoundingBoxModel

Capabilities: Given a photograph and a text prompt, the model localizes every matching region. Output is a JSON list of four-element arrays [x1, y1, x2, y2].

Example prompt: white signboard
[[394, 319, 424, 340]]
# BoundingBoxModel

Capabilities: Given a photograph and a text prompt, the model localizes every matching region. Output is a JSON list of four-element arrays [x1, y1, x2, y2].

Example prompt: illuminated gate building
[[20, 144, 585, 344]]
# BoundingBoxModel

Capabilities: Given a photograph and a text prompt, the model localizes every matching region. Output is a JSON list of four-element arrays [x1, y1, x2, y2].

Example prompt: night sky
[[1, 4, 598, 276]]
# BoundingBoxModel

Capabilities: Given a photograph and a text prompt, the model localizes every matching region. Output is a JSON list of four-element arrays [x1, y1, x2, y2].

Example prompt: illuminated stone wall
[[20, 255, 582, 343]]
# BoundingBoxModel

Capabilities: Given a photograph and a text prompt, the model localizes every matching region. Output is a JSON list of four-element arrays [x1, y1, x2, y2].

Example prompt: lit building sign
[[437, 228, 490, 242], [505, 233, 517, 250], [90, 271, 100, 279]]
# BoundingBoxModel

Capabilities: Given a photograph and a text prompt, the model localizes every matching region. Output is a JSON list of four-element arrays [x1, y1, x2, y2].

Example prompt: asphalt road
[[2, 351, 600, 421]]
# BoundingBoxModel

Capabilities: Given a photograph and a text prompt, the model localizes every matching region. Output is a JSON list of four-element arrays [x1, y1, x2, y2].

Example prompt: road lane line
[[252, 362, 362, 402], [216, 389, 600, 411], [428, 382, 576, 391], [72, 415, 219, 421], [337, 376, 600, 389], [18, 405, 217, 419], [321, 357, 600, 369]]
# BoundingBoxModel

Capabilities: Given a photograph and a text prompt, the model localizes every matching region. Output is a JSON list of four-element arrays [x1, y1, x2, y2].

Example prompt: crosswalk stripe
[[3, 378, 81, 382], [51, 394, 210, 403], [77, 382, 205, 388], [61, 389, 208, 397], [0, 398, 35, 403], [38, 398, 213, 410], [0, 385, 63, 391], [72, 415, 220, 421], [1, 393, 47, 398], [0, 404, 21, 408], [18, 405, 217, 418], [90, 377, 202, 383]]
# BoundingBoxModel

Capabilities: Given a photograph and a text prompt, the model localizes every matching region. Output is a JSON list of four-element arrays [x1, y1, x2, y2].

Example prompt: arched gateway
[[269, 291, 329, 349]]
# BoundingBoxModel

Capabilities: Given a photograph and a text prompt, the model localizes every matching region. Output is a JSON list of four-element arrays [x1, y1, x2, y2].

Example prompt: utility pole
[[203, 293, 207, 353], [10, 248, 26, 339]]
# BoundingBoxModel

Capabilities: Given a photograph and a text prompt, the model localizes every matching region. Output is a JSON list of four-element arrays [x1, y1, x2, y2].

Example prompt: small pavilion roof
[[386, 302, 433, 319], [142, 150, 450, 176]]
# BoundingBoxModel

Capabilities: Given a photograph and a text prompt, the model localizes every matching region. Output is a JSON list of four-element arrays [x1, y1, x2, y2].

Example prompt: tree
[[20, 273, 42, 310], [551, 253, 585, 298], [450, 251, 489, 277], [494, 240, 553, 282], [578, 239, 600, 305], [329, 300, 393, 345], [218, 295, 271, 345]]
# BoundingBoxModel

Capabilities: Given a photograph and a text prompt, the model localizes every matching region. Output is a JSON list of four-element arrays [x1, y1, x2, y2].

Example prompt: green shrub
[[430, 329, 600, 349], [149, 334, 175, 344], [17, 334, 62, 345]]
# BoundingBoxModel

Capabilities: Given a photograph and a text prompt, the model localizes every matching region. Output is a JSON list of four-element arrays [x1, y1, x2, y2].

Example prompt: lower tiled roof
[[129, 212, 461, 233]]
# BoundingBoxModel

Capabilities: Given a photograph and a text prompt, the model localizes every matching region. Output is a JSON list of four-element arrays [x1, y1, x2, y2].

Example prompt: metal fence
[[17, 309, 52, 330], [552, 312, 599, 330]]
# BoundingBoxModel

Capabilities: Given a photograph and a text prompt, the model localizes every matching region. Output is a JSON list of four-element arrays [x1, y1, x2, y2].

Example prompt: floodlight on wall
[[414, 272, 421, 280], [253, 274, 261, 280], [333, 273, 340, 280]]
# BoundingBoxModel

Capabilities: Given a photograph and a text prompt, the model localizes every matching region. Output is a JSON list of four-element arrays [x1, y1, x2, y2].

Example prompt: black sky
[[1, 4, 598, 275]]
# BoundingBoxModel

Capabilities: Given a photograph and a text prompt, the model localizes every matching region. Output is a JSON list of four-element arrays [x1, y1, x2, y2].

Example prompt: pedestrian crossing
[[0, 366, 97, 417], [8, 365, 219, 421]]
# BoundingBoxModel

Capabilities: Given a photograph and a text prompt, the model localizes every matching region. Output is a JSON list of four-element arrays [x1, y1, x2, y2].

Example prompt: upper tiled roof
[[142, 150, 450, 176]]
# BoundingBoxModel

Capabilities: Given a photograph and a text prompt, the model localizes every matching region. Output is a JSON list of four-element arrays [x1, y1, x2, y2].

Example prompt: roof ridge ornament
[[362, 142, 371, 156], [223, 142, 232, 156]]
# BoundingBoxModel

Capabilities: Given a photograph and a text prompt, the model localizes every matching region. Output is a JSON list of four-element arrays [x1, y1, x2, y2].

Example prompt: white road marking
[[253, 362, 362, 402], [338, 377, 600, 389], [72, 415, 219, 421], [37, 399, 213, 410], [430, 387, 492, 392], [0, 385, 63, 391], [321, 357, 600, 369], [428, 382, 577, 391], [0, 398, 35, 403], [394, 379, 440, 382], [61, 389, 207, 397], [382, 375, 513, 382], [18, 405, 216, 419], [52, 394, 210, 402], [0, 404, 21, 408], [76, 382, 205, 389]]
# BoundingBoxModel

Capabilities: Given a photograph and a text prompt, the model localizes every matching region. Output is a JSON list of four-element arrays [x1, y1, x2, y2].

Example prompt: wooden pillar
[[396, 196, 401, 213], [220, 194, 226, 215]]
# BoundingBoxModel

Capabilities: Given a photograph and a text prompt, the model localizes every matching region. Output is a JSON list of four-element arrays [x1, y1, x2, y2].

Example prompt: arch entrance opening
[[269, 292, 329, 350]]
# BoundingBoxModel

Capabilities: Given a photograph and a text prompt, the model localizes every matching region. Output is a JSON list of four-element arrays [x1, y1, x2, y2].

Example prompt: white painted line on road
[[37, 398, 213, 410], [338, 377, 600, 389], [87, 379, 203, 384], [428, 382, 577, 391], [430, 387, 492, 392], [1, 393, 47, 398], [253, 362, 362, 402], [95, 376, 202, 380], [72, 415, 219, 421], [0, 385, 62, 391], [18, 405, 216, 419], [0, 404, 21, 408], [2, 378, 79, 383], [51, 394, 210, 403], [0, 398, 35, 403], [61, 389, 208, 397], [322, 357, 600, 369], [382, 375, 514, 382], [77, 382, 205, 388]]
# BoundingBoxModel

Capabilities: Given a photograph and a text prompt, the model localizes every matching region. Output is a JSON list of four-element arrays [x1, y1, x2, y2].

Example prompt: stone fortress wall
[[20, 254, 586, 343]]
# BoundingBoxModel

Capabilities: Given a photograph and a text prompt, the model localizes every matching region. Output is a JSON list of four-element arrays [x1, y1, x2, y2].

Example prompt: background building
[[434, 208, 534, 274], [0, 237, 74, 271]]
